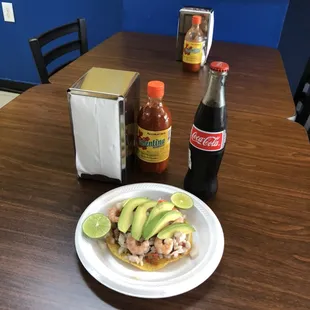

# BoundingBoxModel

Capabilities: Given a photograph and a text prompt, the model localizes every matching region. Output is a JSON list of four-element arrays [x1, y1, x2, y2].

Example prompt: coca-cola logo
[[190, 125, 226, 152], [191, 132, 221, 147]]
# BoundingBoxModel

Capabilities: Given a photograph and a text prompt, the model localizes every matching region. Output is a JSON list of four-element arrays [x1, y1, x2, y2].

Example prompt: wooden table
[[1, 32, 309, 310]]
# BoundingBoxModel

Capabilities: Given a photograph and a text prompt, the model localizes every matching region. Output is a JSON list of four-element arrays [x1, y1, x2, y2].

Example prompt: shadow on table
[[78, 261, 215, 309]]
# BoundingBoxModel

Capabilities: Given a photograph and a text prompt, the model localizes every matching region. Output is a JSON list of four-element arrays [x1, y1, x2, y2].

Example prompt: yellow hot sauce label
[[182, 40, 203, 64], [137, 126, 171, 163]]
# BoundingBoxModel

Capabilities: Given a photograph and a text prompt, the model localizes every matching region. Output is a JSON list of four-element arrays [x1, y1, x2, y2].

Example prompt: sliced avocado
[[122, 198, 131, 206], [131, 200, 157, 240], [117, 197, 149, 233], [143, 210, 182, 240], [144, 201, 175, 228], [157, 223, 195, 239]]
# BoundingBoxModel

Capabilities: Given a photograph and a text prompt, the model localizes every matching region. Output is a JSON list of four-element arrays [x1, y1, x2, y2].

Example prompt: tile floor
[[0, 91, 19, 109]]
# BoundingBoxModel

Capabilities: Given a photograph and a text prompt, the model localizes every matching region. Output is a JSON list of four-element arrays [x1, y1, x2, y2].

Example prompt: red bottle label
[[190, 125, 226, 152]]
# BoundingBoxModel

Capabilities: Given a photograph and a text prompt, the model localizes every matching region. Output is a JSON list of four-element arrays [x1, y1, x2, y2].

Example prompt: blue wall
[[123, 0, 289, 48], [0, 0, 122, 84], [279, 1, 310, 96], [0, 0, 289, 84]]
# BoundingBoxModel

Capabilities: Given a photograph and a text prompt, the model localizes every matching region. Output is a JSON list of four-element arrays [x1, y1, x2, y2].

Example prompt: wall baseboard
[[0, 79, 36, 94]]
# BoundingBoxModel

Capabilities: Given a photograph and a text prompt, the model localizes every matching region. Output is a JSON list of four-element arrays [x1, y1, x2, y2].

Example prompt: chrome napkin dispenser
[[176, 7, 214, 66], [67, 67, 140, 184]]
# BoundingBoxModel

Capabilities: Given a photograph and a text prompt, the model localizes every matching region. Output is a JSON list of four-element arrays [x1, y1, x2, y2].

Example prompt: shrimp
[[174, 232, 186, 243], [126, 235, 150, 255], [108, 205, 122, 223], [154, 237, 173, 255]]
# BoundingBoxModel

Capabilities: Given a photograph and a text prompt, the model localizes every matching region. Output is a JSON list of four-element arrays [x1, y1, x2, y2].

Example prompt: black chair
[[29, 18, 88, 84]]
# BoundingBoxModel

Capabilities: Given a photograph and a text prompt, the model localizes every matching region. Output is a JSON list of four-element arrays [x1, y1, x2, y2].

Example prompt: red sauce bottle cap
[[147, 81, 165, 98], [210, 61, 230, 72], [192, 15, 202, 25]]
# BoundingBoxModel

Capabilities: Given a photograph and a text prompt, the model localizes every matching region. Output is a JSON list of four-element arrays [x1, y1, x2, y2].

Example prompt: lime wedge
[[171, 192, 194, 209], [82, 213, 111, 239]]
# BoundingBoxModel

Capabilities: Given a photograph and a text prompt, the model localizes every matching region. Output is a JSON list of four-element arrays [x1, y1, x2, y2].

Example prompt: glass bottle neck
[[202, 71, 227, 108], [192, 23, 200, 30], [148, 96, 163, 107]]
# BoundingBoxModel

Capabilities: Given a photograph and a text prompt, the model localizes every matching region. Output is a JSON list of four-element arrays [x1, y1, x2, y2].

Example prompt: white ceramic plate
[[75, 182, 224, 299]]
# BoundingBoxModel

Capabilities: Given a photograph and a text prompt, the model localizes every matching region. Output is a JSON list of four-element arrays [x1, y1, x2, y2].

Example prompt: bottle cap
[[147, 81, 165, 98], [192, 15, 202, 25], [210, 61, 230, 72]]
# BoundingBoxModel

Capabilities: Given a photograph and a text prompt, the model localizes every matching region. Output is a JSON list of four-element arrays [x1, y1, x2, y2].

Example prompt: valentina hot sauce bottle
[[136, 81, 172, 174], [182, 15, 204, 73], [184, 61, 229, 200]]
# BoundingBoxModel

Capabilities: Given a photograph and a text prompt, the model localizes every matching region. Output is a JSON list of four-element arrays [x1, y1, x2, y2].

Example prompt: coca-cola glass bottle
[[184, 61, 229, 200]]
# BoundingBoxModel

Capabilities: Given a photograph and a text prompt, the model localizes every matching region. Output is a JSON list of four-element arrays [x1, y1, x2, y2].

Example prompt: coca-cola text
[[190, 125, 225, 152]]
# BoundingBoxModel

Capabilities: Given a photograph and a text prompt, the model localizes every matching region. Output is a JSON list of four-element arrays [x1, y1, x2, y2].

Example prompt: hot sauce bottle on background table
[[137, 81, 172, 173], [182, 15, 204, 73]]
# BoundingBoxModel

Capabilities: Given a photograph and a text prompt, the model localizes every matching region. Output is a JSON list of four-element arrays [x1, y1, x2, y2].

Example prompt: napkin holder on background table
[[67, 67, 140, 184], [176, 7, 214, 66]]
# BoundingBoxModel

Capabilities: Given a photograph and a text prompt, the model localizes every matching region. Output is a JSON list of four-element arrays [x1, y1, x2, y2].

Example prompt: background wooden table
[[51, 32, 296, 119], [1, 33, 310, 310]]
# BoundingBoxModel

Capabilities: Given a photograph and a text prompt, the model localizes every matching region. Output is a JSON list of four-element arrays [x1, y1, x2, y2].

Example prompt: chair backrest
[[29, 18, 88, 84]]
